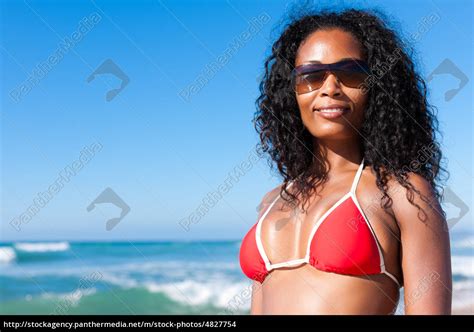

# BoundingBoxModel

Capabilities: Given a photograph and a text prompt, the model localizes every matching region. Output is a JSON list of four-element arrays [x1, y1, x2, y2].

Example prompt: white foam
[[106, 261, 240, 281], [144, 279, 251, 310], [118, 261, 239, 272], [0, 247, 16, 263], [41, 287, 97, 306], [452, 256, 474, 278], [88, 268, 251, 310], [453, 279, 474, 291], [90, 269, 250, 310], [14, 242, 70, 252], [452, 280, 474, 312], [100, 273, 138, 289], [0, 259, 239, 281]]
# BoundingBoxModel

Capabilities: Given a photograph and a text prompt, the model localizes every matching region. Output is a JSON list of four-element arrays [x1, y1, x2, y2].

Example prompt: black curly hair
[[254, 6, 448, 222]]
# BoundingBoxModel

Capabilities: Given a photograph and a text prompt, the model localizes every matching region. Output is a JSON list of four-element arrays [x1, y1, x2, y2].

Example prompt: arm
[[391, 173, 452, 314], [250, 280, 263, 314], [248, 184, 285, 314]]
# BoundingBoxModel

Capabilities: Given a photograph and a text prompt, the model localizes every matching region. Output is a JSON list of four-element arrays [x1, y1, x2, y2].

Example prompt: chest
[[258, 186, 400, 266]]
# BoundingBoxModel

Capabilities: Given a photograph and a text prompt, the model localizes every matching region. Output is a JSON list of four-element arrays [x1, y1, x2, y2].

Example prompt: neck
[[312, 137, 363, 171]]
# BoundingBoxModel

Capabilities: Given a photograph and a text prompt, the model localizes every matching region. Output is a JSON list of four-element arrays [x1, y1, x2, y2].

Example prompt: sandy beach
[[452, 303, 474, 315]]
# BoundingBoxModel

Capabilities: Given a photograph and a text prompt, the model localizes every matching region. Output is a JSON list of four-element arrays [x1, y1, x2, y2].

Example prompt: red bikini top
[[239, 158, 401, 288]]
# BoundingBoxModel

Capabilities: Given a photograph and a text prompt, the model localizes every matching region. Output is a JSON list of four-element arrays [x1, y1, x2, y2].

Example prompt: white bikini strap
[[350, 158, 365, 195], [383, 269, 402, 288], [257, 180, 295, 224]]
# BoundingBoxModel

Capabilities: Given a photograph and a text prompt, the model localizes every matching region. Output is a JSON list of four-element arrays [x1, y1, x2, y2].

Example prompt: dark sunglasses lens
[[334, 70, 368, 88], [293, 60, 370, 94], [294, 71, 326, 94]]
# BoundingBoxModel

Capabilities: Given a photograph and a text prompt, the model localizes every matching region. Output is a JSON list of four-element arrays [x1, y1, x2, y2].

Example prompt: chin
[[308, 125, 355, 140]]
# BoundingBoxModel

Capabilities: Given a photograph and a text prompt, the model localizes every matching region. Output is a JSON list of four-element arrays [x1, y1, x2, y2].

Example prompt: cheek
[[346, 88, 368, 124], [349, 88, 368, 109], [296, 95, 314, 126], [295, 88, 368, 126], [295, 87, 368, 138]]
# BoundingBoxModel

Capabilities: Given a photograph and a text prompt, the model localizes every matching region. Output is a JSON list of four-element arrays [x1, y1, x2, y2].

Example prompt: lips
[[313, 105, 351, 119]]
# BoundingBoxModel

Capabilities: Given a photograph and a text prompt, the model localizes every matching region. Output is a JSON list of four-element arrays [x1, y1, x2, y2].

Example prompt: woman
[[239, 8, 452, 315]]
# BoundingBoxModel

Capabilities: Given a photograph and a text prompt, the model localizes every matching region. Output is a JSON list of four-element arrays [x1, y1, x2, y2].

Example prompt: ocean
[[0, 232, 472, 315]]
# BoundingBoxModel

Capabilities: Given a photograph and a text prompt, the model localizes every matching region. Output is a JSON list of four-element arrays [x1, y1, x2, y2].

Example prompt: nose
[[319, 72, 342, 97]]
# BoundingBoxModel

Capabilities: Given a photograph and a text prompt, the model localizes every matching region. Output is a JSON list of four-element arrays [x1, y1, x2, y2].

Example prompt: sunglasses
[[291, 59, 371, 94]]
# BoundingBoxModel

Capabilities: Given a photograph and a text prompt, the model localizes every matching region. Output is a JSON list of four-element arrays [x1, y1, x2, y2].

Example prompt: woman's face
[[294, 28, 368, 140]]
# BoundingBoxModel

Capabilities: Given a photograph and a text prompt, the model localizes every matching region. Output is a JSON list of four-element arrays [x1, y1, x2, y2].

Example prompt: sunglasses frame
[[291, 59, 371, 94]]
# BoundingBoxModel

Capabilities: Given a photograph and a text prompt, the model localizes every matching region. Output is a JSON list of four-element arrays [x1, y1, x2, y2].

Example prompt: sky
[[1, 0, 472, 241]]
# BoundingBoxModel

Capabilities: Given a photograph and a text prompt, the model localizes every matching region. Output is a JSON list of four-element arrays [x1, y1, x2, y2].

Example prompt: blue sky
[[1, 0, 472, 241]]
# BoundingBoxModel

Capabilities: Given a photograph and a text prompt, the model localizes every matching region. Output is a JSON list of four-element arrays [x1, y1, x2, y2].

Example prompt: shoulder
[[366, 167, 445, 231], [359, 166, 444, 230], [256, 182, 287, 218], [384, 171, 438, 210], [362, 165, 436, 203]]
